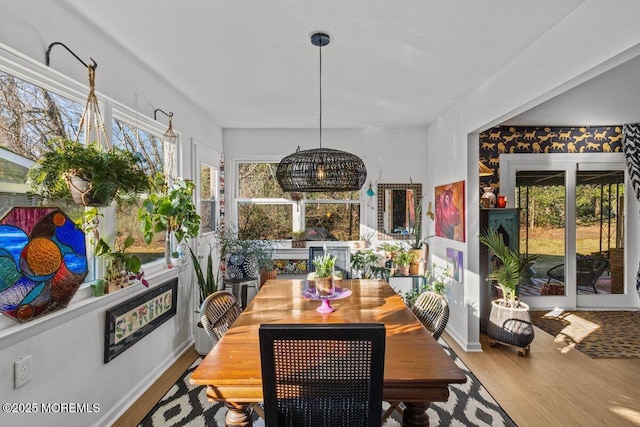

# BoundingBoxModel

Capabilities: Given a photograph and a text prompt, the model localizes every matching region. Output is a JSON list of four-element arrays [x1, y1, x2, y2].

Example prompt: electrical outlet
[[14, 355, 32, 388]]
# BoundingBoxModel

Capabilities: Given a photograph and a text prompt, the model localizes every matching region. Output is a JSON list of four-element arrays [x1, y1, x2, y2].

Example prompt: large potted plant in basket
[[479, 228, 538, 356], [27, 138, 150, 206]]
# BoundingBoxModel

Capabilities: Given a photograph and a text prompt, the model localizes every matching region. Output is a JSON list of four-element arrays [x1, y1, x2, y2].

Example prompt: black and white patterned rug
[[139, 339, 517, 426]]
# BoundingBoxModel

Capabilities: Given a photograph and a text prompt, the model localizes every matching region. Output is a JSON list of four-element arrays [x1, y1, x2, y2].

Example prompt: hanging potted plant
[[138, 176, 201, 267], [27, 138, 150, 207], [479, 228, 538, 356]]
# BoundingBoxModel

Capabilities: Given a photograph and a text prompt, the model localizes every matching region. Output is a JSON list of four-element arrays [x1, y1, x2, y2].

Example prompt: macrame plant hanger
[[46, 42, 110, 206]]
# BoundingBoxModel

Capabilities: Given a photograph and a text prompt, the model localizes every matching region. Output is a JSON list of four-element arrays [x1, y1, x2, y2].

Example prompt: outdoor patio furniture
[[546, 258, 609, 294]]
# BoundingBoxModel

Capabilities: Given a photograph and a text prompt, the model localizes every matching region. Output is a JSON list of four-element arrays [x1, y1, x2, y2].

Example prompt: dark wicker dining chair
[[382, 291, 449, 423], [259, 323, 386, 427]]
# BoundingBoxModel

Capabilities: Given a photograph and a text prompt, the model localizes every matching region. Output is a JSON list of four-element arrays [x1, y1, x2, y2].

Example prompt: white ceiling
[[58, 0, 637, 130]]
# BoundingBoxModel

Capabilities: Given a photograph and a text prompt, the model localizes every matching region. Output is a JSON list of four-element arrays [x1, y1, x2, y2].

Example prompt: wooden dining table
[[190, 279, 466, 426]]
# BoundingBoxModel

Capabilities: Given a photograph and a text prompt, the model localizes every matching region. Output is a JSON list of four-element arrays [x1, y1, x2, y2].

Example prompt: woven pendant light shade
[[276, 147, 367, 192], [276, 32, 367, 193]]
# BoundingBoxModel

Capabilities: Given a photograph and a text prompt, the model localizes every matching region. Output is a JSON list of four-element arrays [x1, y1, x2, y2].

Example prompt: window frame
[[232, 155, 364, 241]]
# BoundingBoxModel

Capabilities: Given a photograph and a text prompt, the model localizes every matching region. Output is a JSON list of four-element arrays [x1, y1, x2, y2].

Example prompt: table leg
[[224, 402, 252, 426], [403, 402, 430, 426]]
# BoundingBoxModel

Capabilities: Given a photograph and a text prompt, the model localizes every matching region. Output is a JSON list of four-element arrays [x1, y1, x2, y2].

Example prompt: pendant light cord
[[319, 40, 322, 149]]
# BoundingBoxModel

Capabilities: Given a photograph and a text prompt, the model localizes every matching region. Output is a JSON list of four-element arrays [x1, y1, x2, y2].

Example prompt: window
[[0, 69, 83, 211], [112, 114, 169, 265], [236, 162, 361, 240], [200, 162, 219, 234]]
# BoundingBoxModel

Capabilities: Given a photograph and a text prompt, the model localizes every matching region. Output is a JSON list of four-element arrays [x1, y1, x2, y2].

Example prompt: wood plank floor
[[116, 327, 640, 426], [445, 327, 640, 427]]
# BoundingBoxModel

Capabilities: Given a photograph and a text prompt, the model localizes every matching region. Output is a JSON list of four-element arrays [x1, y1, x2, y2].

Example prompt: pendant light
[[276, 33, 367, 192]]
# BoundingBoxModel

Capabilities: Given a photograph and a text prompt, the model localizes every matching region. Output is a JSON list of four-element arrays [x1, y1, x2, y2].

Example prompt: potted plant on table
[[479, 228, 538, 356], [312, 254, 337, 298], [138, 176, 201, 268], [27, 138, 150, 207]]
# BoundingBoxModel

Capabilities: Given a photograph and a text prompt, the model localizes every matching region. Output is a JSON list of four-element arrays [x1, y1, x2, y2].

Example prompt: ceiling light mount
[[276, 32, 367, 193]]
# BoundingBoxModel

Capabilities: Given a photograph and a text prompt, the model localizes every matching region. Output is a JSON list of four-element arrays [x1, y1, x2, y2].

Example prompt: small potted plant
[[312, 254, 336, 297], [95, 236, 148, 294], [350, 249, 380, 279], [291, 230, 306, 248], [394, 249, 416, 276], [27, 138, 150, 206]]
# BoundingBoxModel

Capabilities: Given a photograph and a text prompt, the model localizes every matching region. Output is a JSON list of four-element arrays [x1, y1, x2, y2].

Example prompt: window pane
[[112, 118, 165, 264], [305, 203, 360, 241], [305, 190, 359, 201], [238, 203, 292, 239], [200, 164, 217, 234], [112, 119, 164, 176], [0, 70, 83, 208], [238, 163, 286, 198], [116, 201, 164, 264]]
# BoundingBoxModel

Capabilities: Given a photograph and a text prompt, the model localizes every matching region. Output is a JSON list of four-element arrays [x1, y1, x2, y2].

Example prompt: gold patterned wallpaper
[[479, 125, 623, 192]]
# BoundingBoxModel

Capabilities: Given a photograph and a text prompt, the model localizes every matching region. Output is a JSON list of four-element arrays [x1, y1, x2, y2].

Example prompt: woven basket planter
[[487, 299, 535, 349]]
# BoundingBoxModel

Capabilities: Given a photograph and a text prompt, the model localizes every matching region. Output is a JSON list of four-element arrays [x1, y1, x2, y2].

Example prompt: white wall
[[0, 2, 222, 426], [427, 0, 640, 351]]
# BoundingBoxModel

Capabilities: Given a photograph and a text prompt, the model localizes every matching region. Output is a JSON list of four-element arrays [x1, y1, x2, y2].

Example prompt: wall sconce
[[154, 108, 177, 144]]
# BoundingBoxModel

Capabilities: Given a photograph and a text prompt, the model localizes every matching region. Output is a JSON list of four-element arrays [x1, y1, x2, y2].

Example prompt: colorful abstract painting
[[434, 181, 465, 242], [446, 247, 464, 282], [0, 207, 87, 322]]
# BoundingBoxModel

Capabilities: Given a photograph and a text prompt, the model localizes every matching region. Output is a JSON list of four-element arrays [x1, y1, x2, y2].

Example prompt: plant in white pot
[[479, 228, 537, 356]]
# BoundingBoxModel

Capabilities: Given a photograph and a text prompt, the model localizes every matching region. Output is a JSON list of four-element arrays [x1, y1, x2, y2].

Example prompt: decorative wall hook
[[46, 42, 97, 70]]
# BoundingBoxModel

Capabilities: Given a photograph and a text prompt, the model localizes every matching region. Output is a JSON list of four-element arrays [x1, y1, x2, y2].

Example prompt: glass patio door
[[500, 153, 633, 309]]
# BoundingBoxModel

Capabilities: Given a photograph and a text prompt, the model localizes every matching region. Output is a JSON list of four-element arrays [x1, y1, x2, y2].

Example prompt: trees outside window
[[236, 162, 361, 241]]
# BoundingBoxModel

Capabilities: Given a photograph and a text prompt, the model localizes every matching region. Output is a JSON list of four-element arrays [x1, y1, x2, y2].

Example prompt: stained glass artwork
[[0, 207, 88, 322]]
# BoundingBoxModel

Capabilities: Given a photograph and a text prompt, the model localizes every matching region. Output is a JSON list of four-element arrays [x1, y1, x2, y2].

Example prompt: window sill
[[0, 265, 179, 349]]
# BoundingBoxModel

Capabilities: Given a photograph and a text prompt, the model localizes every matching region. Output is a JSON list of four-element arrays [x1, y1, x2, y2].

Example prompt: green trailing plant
[[312, 254, 337, 278], [479, 228, 539, 308], [27, 138, 150, 206], [139, 176, 201, 245], [350, 249, 379, 279], [189, 246, 218, 306]]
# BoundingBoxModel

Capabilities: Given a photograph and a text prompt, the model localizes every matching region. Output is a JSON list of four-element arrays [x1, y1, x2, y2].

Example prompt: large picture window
[[236, 162, 361, 241]]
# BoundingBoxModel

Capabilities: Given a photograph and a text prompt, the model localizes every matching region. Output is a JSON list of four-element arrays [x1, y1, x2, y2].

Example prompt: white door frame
[[501, 153, 637, 309]]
